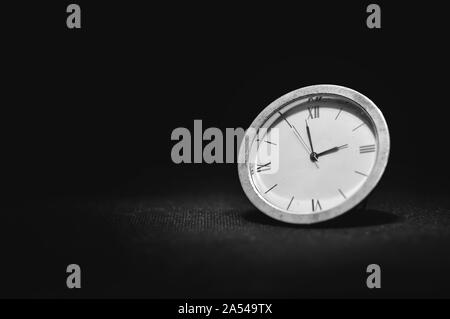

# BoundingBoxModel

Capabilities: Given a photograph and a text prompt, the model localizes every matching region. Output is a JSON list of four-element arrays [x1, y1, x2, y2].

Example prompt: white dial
[[250, 96, 376, 214], [238, 85, 390, 224]]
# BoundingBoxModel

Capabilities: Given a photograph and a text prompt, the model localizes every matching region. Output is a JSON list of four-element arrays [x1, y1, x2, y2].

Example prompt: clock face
[[238, 85, 390, 224], [249, 95, 376, 214]]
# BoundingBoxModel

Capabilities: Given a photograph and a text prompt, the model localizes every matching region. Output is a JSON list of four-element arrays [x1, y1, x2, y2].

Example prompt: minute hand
[[305, 120, 315, 153], [316, 144, 348, 158], [277, 111, 319, 168]]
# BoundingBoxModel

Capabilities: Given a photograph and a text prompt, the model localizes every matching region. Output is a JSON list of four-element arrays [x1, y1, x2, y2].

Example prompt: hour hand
[[305, 119, 318, 162], [316, 144, 348, 158]]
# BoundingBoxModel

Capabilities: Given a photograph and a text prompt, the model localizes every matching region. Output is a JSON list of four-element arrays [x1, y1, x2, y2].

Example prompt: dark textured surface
[[2, 166, 450, 298]]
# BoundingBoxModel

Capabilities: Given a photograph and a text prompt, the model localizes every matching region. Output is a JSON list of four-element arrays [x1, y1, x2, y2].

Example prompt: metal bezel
[[237, 84, 390, 224]]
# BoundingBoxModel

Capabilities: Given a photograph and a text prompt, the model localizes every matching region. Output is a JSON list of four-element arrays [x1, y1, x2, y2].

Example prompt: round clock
[[238, 84, 390, 224]]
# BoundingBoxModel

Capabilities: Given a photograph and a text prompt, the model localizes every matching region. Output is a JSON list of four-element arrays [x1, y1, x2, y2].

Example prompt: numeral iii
[[359, 144, 376, 154]]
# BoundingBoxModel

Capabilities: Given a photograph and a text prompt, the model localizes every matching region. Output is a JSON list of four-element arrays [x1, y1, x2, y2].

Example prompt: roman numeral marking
[[287, 196, 294, 210], [256, 128, 260, 148], [352, 123, 365, 132], [335, 107, 343, 120], [338, 189, 347, 199], [264, 184, 278, 194], [307, 96, 322, 103], [312, 199, 322, 212], [278, 111, 292, 128], [256, 162, 271, 172], [355, 170, 368, 177], [307, 106, 319, 119], [359, 144, 376, 154]]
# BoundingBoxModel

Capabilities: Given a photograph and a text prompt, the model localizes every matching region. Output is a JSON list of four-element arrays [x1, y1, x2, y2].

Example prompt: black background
[[1, 1, 450, 298]]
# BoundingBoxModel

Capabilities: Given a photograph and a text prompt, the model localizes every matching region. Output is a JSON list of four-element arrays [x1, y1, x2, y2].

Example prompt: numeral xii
[[307, 106, 319, 119]]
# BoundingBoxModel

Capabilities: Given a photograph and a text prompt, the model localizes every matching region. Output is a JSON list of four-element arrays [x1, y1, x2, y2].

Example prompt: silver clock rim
[[237, 84, 390, 224]]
